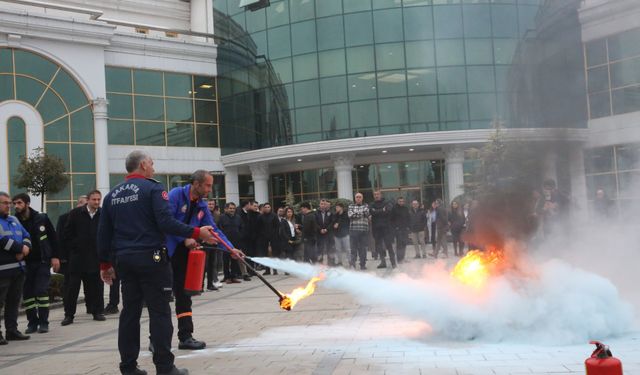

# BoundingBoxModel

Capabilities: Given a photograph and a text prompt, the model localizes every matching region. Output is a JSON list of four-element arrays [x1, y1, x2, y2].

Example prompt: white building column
[[332, 153, 355, 200], [445, 146, 465, 202], [249, 162, 269, 204], [190, 0, 214, 41], [224, 166, 240, 205], [93, 98, 110, 197], [543, 148, 558, 183], [569, 144, 588, 224]]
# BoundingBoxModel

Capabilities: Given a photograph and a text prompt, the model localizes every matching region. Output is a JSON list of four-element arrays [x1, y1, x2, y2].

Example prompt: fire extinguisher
[[184, 247, 206, 296], [585, 341, 623, 375]]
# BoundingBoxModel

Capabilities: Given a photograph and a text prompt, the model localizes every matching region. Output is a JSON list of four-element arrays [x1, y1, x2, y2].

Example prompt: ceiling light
[[409, 148, 414, 151], [381, 150, 388, 154], [297, 158, 302, 162], [199, 84, 213, 89], [359, 165, 364, 168]]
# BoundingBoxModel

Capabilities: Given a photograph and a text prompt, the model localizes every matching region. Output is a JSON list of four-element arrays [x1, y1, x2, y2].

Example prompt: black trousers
[[349, 231, 368, 268], [204, 248, 220, 286], [430, 222, 437, 249], [222, 252, 240, 280], [109, 277, 120, 307], [0, 272, 25, 332], [395, 228, 409, 262], [63, 271, 104, 317], [23, 262, 50, 327], [117, 254, 174, 374], [171, 246, 196, 342], [373, 228, 396, 265], [303, 238, 316, 263]]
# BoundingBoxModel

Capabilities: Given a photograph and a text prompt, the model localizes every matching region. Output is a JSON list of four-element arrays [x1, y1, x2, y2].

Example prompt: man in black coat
[[61, 190, 106, 325], [369, 191, 396, 269], [300, 203, 317, 264], [217, 202, 244, 283], [56, 195, 88, 310], [255, 203, 280, 275], [238, 200, 257, 254], [390, 197, 410, 263], [314, 199, 333, 265]]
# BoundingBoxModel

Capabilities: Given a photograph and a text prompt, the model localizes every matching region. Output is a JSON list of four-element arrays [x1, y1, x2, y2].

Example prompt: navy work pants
[[116, 253, 174, 374]]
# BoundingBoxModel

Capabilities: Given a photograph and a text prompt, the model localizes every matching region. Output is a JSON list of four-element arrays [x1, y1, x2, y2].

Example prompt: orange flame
[[279, 275, 324, 310], [451, 248, 505, 288]]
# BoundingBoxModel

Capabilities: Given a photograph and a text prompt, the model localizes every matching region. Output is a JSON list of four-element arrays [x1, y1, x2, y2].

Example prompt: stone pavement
[[1, 257, 639, 375]]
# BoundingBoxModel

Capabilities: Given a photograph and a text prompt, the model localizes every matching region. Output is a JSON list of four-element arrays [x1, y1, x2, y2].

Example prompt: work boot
[[25, 325, 38, 334], [121, 366, 147, 375], [376, 262, 387, 269], [178, 337, 206, 350], [38, 323, 49, 333], [157, 366, 189, 375], [206, 284, 218, 291], [61, 316, 74, 326], [262, 269, 271, 276], [273, 270, 278, 275], [6, 330, 30, 340], [0, 332, 6, 345], [243, 275, 252, 281]]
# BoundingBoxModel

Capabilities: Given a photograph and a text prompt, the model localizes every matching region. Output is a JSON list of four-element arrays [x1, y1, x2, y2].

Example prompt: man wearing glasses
[[0, 192, 32, 344]]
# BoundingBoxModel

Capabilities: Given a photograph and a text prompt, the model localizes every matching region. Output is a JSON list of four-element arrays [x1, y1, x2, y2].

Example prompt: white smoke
[[250, 255, 634, 345]]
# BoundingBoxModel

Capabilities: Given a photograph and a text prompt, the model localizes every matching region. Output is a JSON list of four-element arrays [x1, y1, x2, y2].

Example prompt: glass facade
[[268, 159, 444, 207], [586, 27, 640, 119], [214, 0, 542, 154], [0, 47, 94, 219], [584, 143, 640, 218], [105, 67, 220, 147]]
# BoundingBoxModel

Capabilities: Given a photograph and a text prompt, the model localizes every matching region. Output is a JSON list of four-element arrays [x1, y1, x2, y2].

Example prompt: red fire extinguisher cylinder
[[585, 341, 623, 375], [184, 248, 206, 296]]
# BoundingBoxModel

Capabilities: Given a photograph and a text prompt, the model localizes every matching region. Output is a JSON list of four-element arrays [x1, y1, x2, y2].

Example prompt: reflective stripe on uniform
[[4, 238, 14, 250], [176, 312, 192, 319], [23, 238, 31, 244], [40, 235, 47, 241], [0, 262, 23, 271]]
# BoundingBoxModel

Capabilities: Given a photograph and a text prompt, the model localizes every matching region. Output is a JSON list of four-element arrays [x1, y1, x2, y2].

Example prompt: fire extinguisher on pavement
[[184, 247, 206, 296], [585, 341, 623, 375]]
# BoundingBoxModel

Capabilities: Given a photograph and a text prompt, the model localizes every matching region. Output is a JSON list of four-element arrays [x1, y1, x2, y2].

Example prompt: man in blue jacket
[[166, 170, 241, 350], [98, 151, 225, 375], [0, 191, 32, 344]]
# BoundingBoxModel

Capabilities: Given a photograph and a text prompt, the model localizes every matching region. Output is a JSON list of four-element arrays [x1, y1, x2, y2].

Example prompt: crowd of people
[[224, 192, 480, 275]]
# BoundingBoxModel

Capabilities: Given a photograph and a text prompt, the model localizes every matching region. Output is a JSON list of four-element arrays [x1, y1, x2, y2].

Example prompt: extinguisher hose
[[208, 230, 286, 301]]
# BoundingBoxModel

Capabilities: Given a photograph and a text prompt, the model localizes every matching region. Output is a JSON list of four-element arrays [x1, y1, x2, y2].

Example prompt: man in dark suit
[[61, 190, 106, 325], [314, 199, 333, 265]]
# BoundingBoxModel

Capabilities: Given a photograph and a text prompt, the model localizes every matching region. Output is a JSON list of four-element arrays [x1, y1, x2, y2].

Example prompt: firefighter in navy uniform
[[12, 193, 60, 335], [0, 191, 32, 344], [97, 151, 226, 375], [166, 170, 240, 351]]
